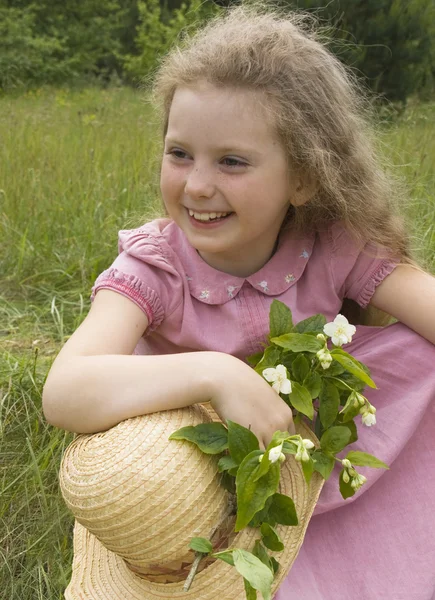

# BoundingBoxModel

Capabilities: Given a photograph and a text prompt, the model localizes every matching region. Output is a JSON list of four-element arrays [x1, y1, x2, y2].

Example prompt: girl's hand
[[207, 353, 295, 449]]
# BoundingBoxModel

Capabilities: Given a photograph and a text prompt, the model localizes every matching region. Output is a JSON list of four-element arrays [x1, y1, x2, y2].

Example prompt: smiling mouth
[[187, 209, 234, 222]]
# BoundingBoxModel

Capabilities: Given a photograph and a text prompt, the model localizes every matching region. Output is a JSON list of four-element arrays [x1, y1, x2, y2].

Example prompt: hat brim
[[65, 420, 323, 599]]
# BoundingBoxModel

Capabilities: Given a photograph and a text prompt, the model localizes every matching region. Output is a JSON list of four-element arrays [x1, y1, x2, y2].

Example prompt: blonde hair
[[152, 3, 420, 323]]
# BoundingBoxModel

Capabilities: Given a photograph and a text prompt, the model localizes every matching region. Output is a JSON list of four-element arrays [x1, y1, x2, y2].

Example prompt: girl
[[43, 5, 435, 598]]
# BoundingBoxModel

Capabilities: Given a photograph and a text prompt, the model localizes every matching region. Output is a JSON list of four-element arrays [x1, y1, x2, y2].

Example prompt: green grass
[[0, 87, 434, 598]]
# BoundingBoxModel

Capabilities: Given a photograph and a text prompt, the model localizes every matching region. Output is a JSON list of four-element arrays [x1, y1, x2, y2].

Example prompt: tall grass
[[0, 87, 434, 598]]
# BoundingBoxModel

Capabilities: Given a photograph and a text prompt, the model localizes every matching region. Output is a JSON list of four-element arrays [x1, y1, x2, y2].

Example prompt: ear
[[289, 172, 318, 207]]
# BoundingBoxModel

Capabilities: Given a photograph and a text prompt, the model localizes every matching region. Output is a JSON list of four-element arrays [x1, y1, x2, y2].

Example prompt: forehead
[[166, 83, 279, 146]]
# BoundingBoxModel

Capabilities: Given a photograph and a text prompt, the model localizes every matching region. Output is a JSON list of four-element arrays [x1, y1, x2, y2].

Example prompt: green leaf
[[227, 420, 260, 465], [288, 382, 314, 419], [320, 426, 351, 455], [269, 300, 294, 338], [255, 346, 282, 376], [252, 541, 280, 575], [319, 381, 340, 429], [213, 550, 235, 566], [268, 431, 292, 448], [253, 451, 272, 483], [339, 469, 356, 499], [291, 354, 310, 383], [260, 523, 284, 552], [169, 423, 228, 454], [248, 496, 274, 528], [301, 456, 314, 485], [189, 537, 213, 554], [312, 450, 335, 480], [235, 451, 280, 531], [303, 371, 322, 399], [221, 471, 236, 495], [337, 418, 358, 444], [314, 412, 324, 440], [244, 578, 258, 600], [246, 351, 264, 368], [253, 540, 274, 571], [282, 440, 297, 456], [233, 549, 274, 600], [270, 557, 280, 575], [268, 493, 298, 526], [218, 455, 239, 473], [271, 333, 324, 353], [323, 361, 345, 377], [345, 451, 389, 469], [294, 314, 327, 334], [338, 391, 362, 423], [330, 349, 376, 388]]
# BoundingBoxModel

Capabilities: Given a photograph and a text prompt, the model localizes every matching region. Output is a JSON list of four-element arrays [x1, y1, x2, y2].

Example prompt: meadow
[[0, 86, 434, 598]]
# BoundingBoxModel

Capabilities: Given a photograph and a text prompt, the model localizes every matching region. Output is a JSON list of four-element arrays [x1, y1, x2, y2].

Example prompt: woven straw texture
[[60, 404, 323, 599]]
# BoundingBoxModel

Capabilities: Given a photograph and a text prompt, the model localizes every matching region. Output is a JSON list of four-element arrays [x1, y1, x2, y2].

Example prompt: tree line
[[0, 0, 434, 101]]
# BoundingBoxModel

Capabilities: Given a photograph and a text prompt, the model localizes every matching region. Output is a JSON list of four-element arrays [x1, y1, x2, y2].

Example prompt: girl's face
[[160, 83, 301, 277]]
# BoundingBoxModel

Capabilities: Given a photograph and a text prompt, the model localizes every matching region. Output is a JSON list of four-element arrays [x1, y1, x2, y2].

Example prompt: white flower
[[323, 314, 356, 346], [341, 459, 367, 491], [316, 348, 333, 370], [262, 364, 292, 395], [350, 473, 367, 490], [294, 438, 315, 462], [268, 443, 285, 464], [360, 405, 377, 426]]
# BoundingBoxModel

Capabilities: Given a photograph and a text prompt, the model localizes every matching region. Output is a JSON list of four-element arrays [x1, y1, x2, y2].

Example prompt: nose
[[184, 164, 216, 199]]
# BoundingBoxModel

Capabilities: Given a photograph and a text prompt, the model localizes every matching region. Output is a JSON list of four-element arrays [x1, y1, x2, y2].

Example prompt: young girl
[[43, 5, 435, 598]]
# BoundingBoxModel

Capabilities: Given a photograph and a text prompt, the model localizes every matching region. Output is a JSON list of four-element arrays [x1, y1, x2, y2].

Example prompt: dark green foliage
[[0, 0, 433, 98], [288, 0, 435, 101]]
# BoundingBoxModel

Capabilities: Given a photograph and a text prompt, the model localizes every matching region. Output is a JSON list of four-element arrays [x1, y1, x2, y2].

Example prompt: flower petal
[[323, 323, 336, 337], [272, 381, 282, 394], [334, 314, 349, 325], [280, 379, 291, 394], [276, 364, 287, 377], [262, 368, 277, 382]]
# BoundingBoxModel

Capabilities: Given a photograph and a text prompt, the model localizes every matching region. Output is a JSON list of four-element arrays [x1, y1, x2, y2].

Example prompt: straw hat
[[60, 403, 323, 599]]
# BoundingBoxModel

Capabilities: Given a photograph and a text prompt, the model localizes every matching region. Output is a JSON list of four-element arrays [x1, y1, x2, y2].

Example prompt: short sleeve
[[328, 222, 398, 308], [91, 224, 183, 332]]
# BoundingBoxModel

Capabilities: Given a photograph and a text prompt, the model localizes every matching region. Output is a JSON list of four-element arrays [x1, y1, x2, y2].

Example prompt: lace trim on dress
[[91, 268, 165, 332]]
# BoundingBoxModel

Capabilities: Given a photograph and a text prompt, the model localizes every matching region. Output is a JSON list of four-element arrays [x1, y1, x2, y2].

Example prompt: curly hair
[[152, 3, 419, 322]]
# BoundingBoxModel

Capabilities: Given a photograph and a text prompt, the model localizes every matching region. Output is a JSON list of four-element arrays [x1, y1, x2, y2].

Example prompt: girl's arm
[[370, 265, 435, 344], [42, 290, 294, 446]]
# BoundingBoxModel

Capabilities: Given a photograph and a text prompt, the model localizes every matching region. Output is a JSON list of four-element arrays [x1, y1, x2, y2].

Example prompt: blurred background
[[0, 1, 434, 597]]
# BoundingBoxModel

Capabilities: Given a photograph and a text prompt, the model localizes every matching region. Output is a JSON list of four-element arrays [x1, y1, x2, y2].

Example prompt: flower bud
[[268, 444, 284, 464], [341, 459, 352, 469], [316, 334, 327, 342]]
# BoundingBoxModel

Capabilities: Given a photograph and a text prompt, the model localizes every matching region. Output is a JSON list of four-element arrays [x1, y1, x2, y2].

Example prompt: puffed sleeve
[[91, 223, 183, 332], [328, 222, 398, 308]]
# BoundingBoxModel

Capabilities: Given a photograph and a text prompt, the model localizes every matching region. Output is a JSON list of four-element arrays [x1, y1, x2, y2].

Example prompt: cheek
[[160, 162, 183, 200]]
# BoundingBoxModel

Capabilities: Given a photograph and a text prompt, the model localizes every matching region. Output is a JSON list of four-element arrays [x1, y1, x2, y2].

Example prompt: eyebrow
[[164, 137, 262, 157]]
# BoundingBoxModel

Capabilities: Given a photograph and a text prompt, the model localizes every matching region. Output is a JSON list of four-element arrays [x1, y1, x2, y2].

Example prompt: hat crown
[[60, 405, 229, 579]]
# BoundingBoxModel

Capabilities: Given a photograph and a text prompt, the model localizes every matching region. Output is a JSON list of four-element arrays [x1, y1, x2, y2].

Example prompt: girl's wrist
[[197, 351, 241, 410]]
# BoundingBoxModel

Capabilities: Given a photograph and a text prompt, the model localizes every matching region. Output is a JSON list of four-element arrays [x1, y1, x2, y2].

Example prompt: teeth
[[188, 209, 231, 221]]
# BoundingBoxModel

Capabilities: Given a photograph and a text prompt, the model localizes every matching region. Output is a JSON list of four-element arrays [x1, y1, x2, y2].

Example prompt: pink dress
[[92, 218, 435, 600]]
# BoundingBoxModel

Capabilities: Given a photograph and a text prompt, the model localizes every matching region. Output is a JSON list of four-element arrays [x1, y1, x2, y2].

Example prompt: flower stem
[[183, 494, 237, 591]]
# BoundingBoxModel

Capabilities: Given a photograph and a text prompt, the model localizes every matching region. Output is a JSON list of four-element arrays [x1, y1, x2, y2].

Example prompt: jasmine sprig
[[170, 301, 389, 599]]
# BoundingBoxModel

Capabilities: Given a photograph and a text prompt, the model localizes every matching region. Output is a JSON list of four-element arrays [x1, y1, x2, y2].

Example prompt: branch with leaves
[[169, 301, 388, 599]]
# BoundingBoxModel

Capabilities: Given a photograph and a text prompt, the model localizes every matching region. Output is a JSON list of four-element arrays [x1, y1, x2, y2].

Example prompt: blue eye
[[168, 149, 189, 160], [222, 157, 246, 168]]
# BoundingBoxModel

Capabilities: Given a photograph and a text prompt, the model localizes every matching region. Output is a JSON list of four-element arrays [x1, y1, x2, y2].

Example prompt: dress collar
[[169, 223, 315, 305]]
